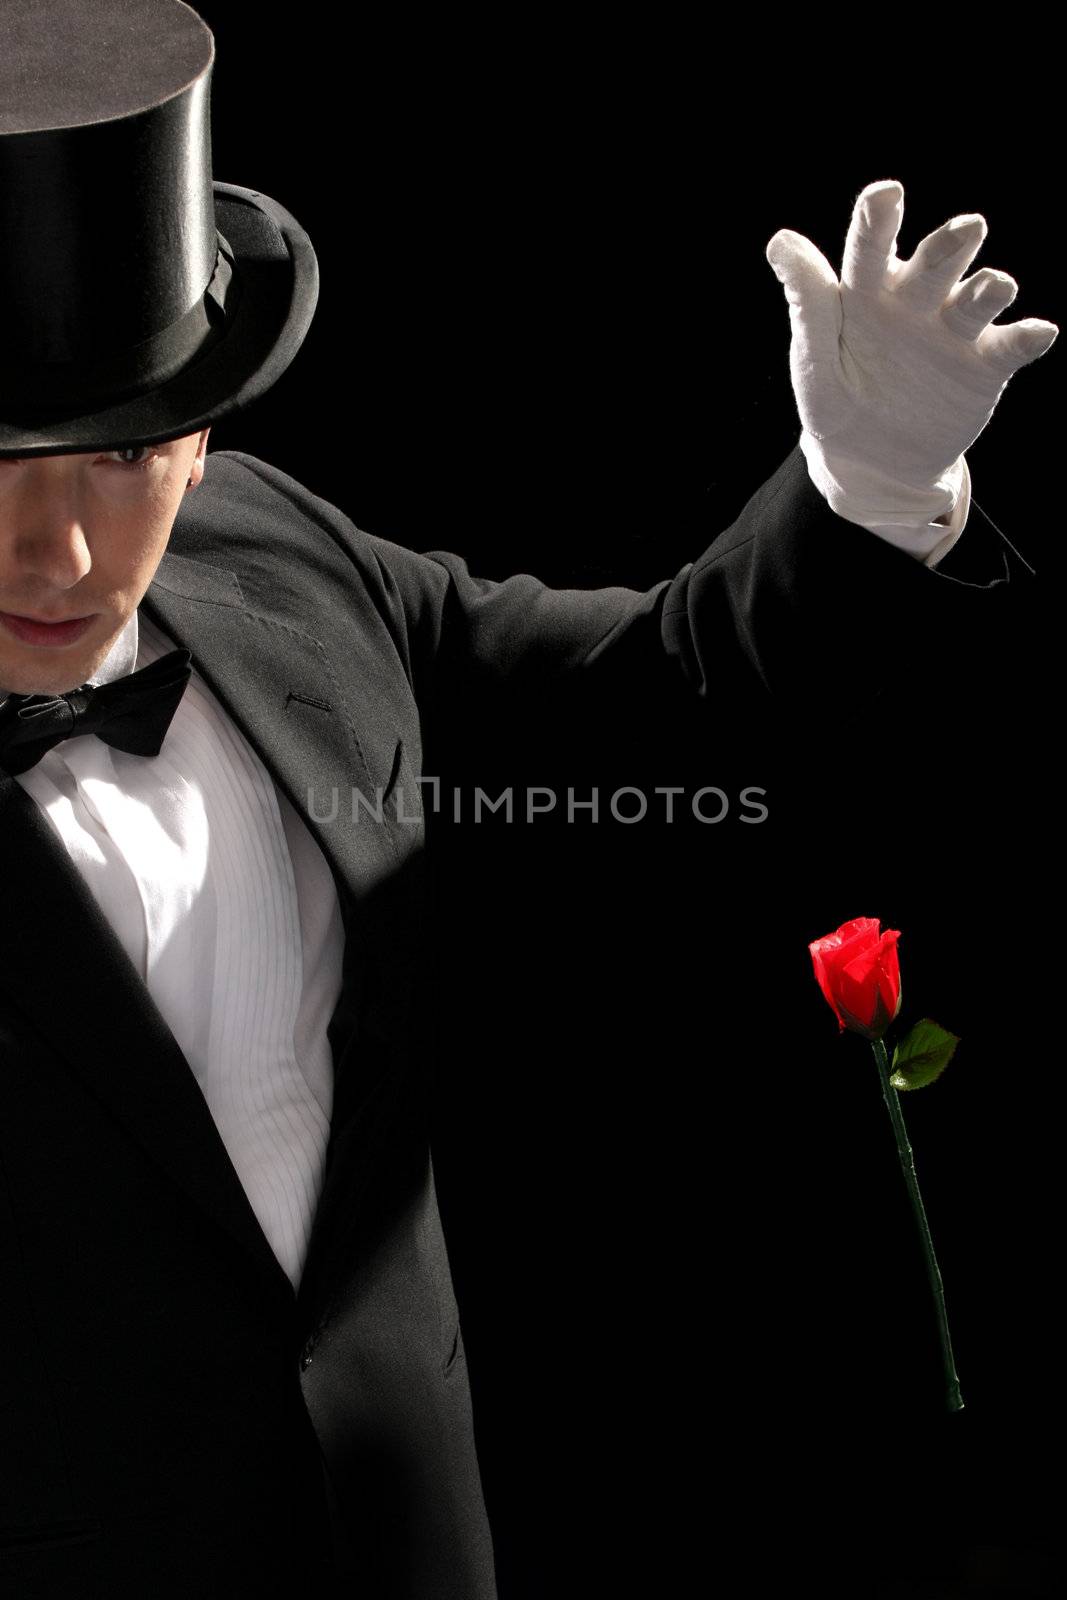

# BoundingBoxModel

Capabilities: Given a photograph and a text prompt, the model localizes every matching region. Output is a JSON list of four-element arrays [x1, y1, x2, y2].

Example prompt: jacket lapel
[[141, 548, 416, 937], [142, 551, 430, 1321]]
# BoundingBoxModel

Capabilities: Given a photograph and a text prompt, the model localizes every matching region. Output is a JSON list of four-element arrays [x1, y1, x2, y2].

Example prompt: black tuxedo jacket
[[0, 443, 1030, 1597]]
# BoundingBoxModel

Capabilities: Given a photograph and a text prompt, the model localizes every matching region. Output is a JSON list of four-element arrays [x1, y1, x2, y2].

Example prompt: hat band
[[0, 233, 238, 420]]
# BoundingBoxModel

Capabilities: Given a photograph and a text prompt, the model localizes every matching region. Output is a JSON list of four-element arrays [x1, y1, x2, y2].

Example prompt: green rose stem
[[871, 1036, 964, 1414]]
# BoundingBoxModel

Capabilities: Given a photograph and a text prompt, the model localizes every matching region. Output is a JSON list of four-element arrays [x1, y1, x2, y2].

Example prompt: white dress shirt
[[13, 609, 345, 1292], [3, 459, 972, 1287]]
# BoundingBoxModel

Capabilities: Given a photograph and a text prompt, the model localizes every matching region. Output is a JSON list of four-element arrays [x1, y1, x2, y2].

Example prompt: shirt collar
[[87, 609, 140, 687]]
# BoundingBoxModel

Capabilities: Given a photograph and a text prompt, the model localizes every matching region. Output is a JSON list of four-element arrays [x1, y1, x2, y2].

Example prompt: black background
[[196, 10, 1059, 1595]]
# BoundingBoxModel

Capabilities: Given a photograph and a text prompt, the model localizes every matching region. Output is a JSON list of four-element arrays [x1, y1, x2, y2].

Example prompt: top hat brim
[[0, 183, 319, 457]]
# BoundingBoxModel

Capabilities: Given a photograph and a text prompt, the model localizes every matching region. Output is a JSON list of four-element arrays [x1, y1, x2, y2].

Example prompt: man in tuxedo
[[0, 4, 1057, 1597]]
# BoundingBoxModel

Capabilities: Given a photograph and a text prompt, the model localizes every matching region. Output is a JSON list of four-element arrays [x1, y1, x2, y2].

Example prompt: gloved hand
[[766, 180, 1059, 527]]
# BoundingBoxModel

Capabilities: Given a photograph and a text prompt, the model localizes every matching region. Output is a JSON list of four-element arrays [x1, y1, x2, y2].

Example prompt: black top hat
[[0, 0, 319, 457]]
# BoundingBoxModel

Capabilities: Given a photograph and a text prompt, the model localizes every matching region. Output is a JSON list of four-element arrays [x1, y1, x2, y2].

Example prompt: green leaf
[[889, 1017, 961, 1091]]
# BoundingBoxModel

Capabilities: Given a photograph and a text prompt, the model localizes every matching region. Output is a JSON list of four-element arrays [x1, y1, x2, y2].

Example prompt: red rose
[[809, 916, 902, 1041]]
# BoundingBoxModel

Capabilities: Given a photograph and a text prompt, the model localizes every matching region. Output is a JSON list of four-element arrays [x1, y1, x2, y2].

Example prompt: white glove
[[766, 179, 1059, 528]]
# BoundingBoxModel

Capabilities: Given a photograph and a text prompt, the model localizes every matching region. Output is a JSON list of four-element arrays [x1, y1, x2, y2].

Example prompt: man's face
[[0, 428, 210, 696]]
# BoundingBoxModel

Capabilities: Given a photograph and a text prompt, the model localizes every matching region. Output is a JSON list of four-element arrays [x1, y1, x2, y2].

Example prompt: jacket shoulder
[[171, 449, 376, 563], [170, 450, 465, 689], [180, 450, 447, 587]]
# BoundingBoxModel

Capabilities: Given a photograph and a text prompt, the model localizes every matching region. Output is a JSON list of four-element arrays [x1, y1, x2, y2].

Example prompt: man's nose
[[11, 516, 93, 591]]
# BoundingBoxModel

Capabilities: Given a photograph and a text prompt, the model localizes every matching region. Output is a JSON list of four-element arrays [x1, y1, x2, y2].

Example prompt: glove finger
[[766, 228, 842, 372], [977, 317, 1059, 375], [941, 269, 1018, 341], [841, 180, 904, 293], [893, 214, 988, 313]]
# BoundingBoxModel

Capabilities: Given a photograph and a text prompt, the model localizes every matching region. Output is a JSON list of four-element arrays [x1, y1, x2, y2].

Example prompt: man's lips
[[0, 611, 97, 646]]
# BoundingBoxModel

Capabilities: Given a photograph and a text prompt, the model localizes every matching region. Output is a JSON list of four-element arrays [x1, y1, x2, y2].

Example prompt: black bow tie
[[0, 649, 193, 777]]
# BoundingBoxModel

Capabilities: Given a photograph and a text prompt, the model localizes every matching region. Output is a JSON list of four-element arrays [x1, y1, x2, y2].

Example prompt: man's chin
[[0, 630, 117, 699], [1, 665, 91, 697]]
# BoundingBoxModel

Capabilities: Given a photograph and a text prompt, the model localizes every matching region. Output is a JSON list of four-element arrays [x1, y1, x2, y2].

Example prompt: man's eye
[[108, 446, 157, 471]]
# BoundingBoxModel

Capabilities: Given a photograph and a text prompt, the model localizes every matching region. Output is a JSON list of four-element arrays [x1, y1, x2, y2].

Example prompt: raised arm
[[210, 182, 1052, 761]]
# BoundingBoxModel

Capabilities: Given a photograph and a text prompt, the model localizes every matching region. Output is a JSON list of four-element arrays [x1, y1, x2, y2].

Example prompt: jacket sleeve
[[223, 444, 1031, 759]]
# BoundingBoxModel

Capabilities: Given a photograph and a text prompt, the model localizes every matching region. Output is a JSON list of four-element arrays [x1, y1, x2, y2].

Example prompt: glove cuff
[[799, 431, 967, 528]]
